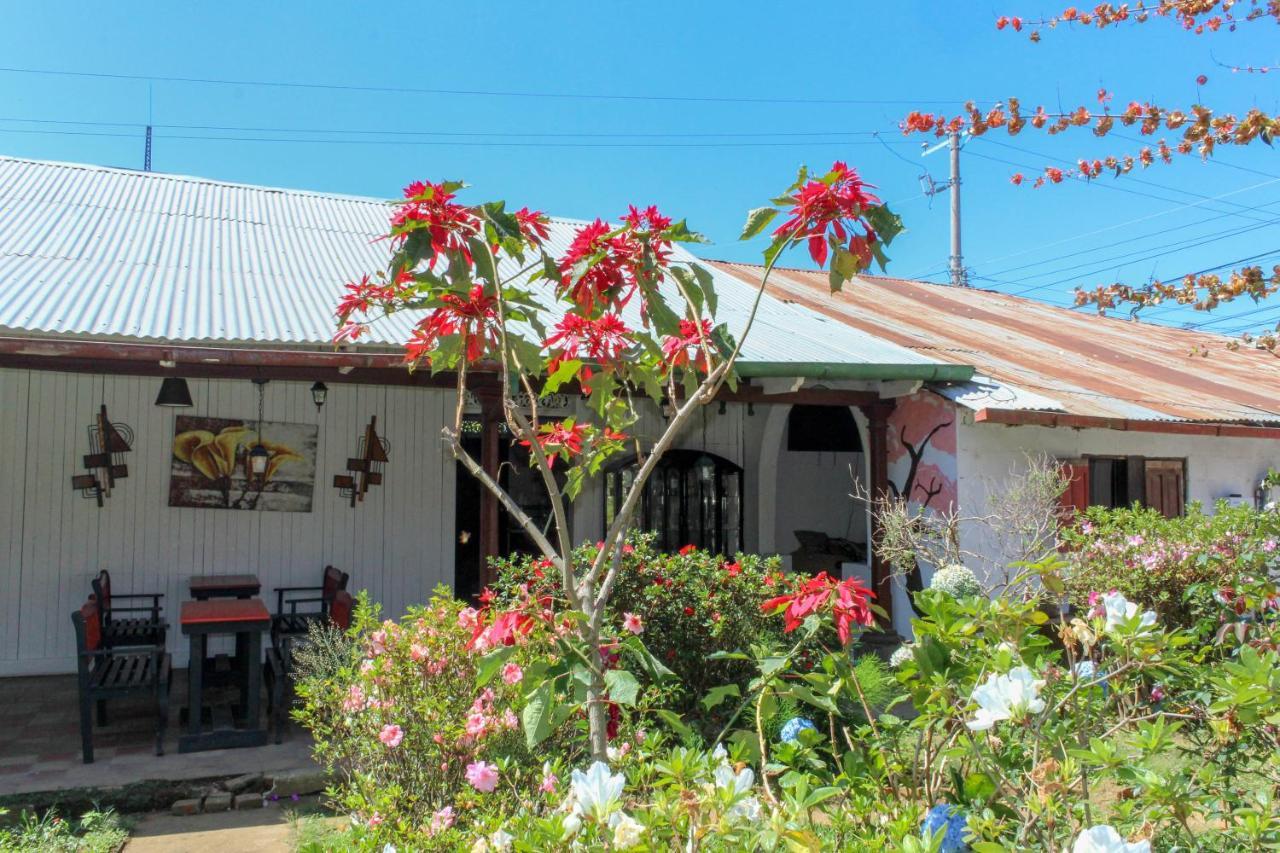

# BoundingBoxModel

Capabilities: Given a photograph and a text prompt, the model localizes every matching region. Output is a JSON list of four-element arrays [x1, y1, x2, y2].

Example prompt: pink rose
[[378, 724, 404, 748], [501, 662, 523, 685], [466, 760, 500, 793], [622, 612, 644, 635]]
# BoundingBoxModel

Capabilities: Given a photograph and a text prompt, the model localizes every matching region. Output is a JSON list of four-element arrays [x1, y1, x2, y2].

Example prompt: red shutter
[[1058, 460, 1090, 523]]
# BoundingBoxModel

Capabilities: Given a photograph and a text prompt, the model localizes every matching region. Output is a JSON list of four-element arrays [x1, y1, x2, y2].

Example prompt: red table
[[179, 598, 271, 753], [189, 574, 262, 600]]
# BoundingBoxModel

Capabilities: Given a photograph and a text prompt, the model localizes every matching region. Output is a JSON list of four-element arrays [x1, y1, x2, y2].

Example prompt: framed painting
[[168, 415, 318, 512]]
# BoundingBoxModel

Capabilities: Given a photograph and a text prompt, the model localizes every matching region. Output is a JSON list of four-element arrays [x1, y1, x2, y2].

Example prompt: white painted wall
[[954, 414, 1280, 588], [0, 367, 456, 675]]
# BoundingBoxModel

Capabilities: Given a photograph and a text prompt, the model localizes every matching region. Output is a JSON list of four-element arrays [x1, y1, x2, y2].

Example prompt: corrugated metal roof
[[707, 260, 1280, 427], [0, 155, 964, 380]]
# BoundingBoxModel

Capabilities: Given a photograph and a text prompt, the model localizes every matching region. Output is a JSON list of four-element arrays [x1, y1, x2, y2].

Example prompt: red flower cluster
[[760, 571, 875, 646], [391, 181, 480, 263], [513, 206, 550, 246], [773, 162, 882, 267], [660, 318, 714, 372], [521, 420, 587, 466], [466, 607, 537, 651], [403, 284, 499, 365], [543, 313, 633, 379], [556, 207, 674, 313]]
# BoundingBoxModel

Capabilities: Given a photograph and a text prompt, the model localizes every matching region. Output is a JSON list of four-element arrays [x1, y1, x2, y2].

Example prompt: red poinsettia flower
[[390, 180, 480, 264], [760, 571, 875, 646], [556, 207, 674, 314], [543, 313, 633, 379], [773, 161, 882, 268], [520, 420, 588, 466], [514, 206, 551, 245], [661, 318, 714, 372], [466, 608, 537, 650], [403, 284, 499, 365]]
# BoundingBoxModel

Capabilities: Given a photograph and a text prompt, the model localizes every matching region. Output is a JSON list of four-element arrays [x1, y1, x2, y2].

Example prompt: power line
[[0, 64, 989, 107]]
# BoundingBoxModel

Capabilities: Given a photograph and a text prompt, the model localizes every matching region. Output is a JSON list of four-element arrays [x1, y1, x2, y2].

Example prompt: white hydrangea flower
[[967, 666, 1046, 731], [1072, 825, 1151, 853], [930, 564, 983, 598], [569, 761, 625, 821], [610, 812, 645, 849], [488, 829, 513, 851], [1101, 592, 1157, 635], [889, 645, 914, 668]]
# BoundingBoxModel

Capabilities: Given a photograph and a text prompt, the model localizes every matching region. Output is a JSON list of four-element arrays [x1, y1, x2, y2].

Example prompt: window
[[786, 405, 862, 453], [604, 450, 743, 554], [1059, 456, 1185, 518]]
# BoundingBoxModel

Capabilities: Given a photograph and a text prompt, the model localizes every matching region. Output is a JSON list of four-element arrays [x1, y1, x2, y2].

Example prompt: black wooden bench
[[72, 599, 172, 764], [271, 565, 348, 643], [92, 569, 166, 649], [266, 589, 353, 744]]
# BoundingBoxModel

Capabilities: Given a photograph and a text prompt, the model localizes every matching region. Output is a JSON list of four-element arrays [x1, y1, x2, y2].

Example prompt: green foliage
[[1060, 501, 1280, 628], [0, 807, 128, 853]]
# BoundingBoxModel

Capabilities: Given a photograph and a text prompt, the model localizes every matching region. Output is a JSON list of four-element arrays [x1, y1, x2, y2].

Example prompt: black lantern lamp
[[155, 377, 193, 407], [310, 381, 328, 411], [249, 378, 270, 479], [694, 452, 716, 483]]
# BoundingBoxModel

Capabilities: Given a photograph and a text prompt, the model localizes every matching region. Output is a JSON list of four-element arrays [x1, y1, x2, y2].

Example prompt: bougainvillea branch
[[995, 1, 1279, 41]]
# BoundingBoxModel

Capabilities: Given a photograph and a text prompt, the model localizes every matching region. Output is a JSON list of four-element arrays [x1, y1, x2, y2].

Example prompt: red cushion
[[322, 566, 343, 600], [80, 601, 101, 651], [330, 591, 353, 631]]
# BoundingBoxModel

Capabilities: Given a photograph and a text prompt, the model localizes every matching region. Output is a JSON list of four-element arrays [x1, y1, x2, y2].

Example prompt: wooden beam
[[864, 400, 896, 628], [715, 386, 882, 408]]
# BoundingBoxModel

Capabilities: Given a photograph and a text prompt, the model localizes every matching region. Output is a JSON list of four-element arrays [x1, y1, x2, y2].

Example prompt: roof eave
[[738, 361, 975, 382]]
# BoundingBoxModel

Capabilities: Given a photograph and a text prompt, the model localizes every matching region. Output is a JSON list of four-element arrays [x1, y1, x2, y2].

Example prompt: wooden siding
[[0, 367, 456, 675]]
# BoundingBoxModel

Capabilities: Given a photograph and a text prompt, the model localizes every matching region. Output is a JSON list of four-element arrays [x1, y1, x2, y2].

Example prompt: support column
[[476, 388, 503, 590], [865, 400, 896, 632]]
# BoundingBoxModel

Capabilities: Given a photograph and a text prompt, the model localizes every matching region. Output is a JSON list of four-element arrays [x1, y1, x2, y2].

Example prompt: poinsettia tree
[[334, 163, 901, 760], [901, 0, 1280, 350]]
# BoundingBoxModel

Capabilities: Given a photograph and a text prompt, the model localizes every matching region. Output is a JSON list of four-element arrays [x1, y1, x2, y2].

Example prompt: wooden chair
[[271, 566, 349, 642], [71, 599, 171, 764], [91, 569, 166, 649], [266, 589, 353, 744]]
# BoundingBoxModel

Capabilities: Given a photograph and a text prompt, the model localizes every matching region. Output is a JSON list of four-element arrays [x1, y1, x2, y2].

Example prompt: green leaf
[[654, 709, 693, 739], [665, 218, 709, 243], [866, 204, 904, 245], [963, 771, 997, 802], [740, 206, 779, 241], [621, 635, 676, 681], [603, 669, 641, 706], [701, 683, 741, 712], [468, 236, 497, 284], [543, 359, 582, 394], [476, 645, 516, 687], [691, 263, 718, 318], [522, 681, 554, 749]]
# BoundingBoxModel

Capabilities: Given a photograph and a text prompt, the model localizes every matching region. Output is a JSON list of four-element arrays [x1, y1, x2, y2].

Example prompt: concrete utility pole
[[922, 129, 969, 287]]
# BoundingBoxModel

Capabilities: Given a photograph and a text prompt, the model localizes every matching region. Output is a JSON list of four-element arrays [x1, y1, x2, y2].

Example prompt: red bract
[[773, 162, 882, 268], [390, 180, 480, 264], [623, 204, 673, 233], [543, 313, 632, 378], [557, 208, 674, 314], [520, 420, 587, 466], [514, 206, 551, 245], [467, 608, 536, 650], [661, 318, 714, 372], [760, 571, 875, 646], [403, 284, 499, 365]]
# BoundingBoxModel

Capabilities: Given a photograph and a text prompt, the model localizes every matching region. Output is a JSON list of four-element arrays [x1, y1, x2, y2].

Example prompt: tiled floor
[[0, 671, 316, 796]]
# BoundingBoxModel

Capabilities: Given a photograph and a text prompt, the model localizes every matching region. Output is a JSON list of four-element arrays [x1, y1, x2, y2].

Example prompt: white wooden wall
[[0, 367, 456, 675]]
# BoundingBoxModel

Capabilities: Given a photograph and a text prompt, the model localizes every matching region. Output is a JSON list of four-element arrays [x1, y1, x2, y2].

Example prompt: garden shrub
[[1060, 501, 1280, 629], [0, 807, 128, 853]]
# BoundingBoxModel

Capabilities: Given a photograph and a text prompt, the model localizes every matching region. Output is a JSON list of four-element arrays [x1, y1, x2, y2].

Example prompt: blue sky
[[2, 2, 1278, 334]]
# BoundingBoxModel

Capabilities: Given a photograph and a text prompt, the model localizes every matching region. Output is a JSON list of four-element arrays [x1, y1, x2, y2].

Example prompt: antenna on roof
[[922, 129, 969, 287], [143, 83, 153, 172]]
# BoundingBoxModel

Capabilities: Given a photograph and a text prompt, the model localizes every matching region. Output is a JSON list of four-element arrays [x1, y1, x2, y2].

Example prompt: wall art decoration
[[168, 415, 317, 512], [333, 415, 390, 507], [70, 404, 133, 508]]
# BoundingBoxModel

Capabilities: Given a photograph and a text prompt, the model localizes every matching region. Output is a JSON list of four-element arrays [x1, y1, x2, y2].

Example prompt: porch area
[[0, 671, 314, 798]]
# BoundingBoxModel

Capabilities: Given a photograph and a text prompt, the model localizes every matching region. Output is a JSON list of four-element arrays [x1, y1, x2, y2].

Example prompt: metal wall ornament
[[334, 416, 390, 507], [70, 405, 134, 507]]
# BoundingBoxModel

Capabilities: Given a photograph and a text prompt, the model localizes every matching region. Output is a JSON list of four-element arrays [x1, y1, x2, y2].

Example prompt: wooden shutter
[[1058, 460, 1090, 522], [1144, 459, 1185, 518]]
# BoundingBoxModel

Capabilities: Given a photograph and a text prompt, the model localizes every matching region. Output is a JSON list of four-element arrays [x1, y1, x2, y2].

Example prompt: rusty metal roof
[[707, 260, 1280, 427]]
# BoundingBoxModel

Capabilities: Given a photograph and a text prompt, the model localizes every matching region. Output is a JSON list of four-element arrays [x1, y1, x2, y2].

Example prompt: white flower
[[930, 564, 983, 598], [569, 761, 625, 821], [488, 828, 513, 851], [1101, 592, 1157, 634], [711, 743, 729, 766], [610, 812, 645, 849], [1072, 825, 1151, 853], [889, 645, 914, 668], [469, 840, 488, 853], [967, 666, 1046, 731], [713, 763, 755, 797], [382, 845, 397, 853]]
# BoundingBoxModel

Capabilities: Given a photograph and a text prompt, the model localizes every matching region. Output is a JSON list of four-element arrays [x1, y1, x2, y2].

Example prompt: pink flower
[[368, 630, 388, 656], [458, 607, 479, 629], [429, 806, 456, 835], [342, 684, 365, 713], [622, 613, 644, 635], [465, 711, 489, 738], [501, 708, 519, 730], [501, 662, 524, 685], [1263, 538, 1277, 554], [367, 812, 384, 828], [466, 760, 500, 793], [410, 643, 429, 662], [378, 724, 404, 748], [540, 765, 558, 794]]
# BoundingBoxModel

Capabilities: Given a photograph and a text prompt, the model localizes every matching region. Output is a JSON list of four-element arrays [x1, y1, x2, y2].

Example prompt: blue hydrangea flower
[[779, 717, 817, 744], [921, 803, 969, 853]]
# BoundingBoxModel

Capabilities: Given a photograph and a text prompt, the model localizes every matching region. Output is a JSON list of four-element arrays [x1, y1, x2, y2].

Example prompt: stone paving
[[0, 672, 315, 797]]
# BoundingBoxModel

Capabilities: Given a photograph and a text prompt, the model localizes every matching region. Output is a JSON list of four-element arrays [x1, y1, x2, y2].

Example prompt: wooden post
[[476, 389, 503, 589], [865, 401, 896, 630]]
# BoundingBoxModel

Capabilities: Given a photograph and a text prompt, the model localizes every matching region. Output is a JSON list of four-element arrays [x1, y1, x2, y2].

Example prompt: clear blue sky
[[2, 2, 1278, 335]]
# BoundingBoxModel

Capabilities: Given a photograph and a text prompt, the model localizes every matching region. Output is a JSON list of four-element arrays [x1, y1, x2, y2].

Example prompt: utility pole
[[144, 125, 152, 172], [921, 130, 969, 287]]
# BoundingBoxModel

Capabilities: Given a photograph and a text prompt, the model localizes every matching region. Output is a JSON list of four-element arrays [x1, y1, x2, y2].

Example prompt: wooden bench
[[265, 589, 353, 744], [72, 599, 172, 764], [271, 565, 348, 642], [92, 569, 166, 649]]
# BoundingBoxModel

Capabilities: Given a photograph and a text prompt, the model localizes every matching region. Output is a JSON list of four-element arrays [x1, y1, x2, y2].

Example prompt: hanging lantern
[[310, 381, 328, 411], [249, 378, 270, 482], [694, 453, 716, 483], [154, 377, 193, 407]]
